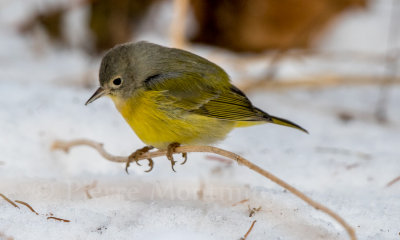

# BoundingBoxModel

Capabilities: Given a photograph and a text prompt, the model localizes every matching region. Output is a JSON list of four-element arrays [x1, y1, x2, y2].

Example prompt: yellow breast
[[110, 90, 235, 149]]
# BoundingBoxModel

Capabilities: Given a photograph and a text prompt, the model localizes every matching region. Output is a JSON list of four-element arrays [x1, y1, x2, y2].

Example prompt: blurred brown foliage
[[20, 0, 159, 54], [190, 0, 366, 52], [20, 7, 64, 42], [20, 0, 366, 54], [88, 0, 159, 52]]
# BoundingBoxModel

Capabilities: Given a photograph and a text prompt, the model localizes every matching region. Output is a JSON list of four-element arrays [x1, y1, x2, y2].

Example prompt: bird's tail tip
[[270, 115, 309, 134]]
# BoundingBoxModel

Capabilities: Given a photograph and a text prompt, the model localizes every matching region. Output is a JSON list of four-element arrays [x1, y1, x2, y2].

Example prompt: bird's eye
[[112, 77, 122, 87]]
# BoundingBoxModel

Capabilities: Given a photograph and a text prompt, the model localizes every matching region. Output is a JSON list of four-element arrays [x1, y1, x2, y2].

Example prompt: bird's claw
[[126, 146, 154, 173], [181, 152, 187, 165], [166, 142, 188, 171], [167, 142, 180, 172], [144, 158, 154, 172]]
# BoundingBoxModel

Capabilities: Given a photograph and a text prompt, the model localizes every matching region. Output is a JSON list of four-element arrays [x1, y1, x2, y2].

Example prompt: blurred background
[[1, 0, 399, 120], [0, 0, 399, 239]]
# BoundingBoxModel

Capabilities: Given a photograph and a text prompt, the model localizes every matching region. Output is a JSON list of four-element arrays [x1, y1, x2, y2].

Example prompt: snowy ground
[[1, 0, 400, 239]]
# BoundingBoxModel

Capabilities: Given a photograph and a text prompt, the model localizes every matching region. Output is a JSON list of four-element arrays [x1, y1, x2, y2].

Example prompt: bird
[[85, 41, 307, 172]]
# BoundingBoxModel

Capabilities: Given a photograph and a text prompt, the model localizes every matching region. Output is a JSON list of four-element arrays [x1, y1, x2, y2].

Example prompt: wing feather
[[145, 72, 268, 122], [191, 86, 268, 121]]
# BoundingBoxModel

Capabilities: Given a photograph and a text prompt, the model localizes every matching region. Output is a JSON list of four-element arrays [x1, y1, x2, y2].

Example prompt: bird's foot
[[126, 146, 154, 173], [166, 142, 187, 172]]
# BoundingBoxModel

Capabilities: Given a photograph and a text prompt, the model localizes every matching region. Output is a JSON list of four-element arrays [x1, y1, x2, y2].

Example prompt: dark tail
[[269, 115, 308, 134], [252, 107, 308, 133]]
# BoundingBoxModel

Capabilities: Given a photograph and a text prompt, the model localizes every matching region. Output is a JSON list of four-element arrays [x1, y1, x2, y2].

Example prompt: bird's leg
[[126, 146, 154, 173]]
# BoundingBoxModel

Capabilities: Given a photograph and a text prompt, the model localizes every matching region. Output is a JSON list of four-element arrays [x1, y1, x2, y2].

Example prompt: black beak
[[85, 87, 108, 105]]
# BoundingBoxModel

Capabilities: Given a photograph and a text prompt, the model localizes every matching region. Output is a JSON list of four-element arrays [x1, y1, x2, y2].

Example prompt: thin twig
[[241, 220, 257, 240], [14, 200, 39, 215], [47, 216, 71, 222], [52, 139, 357, 240], [0, 193, 69, 223], [0, 193, 19, 208], [386, 176, 400, 187], [232, 199, 249, 206]]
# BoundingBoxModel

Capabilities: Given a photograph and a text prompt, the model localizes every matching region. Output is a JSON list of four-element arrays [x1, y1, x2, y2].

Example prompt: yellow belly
[[110, 90, 235, 149]]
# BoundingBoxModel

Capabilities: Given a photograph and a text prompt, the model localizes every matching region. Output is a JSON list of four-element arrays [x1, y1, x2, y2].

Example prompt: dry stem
[[241, 220, 257, 240], [15, 200, 39, 215], [47, 216, 70, 222], [232, 199, 249, 207], [0, 193, 69, 223], [0, 193, 19, 208], [386, 176, 400, 187], [52, 139, 357, 240]]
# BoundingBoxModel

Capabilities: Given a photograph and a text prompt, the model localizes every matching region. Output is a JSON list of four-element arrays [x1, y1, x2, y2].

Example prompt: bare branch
[[52, 139, 357, 240]]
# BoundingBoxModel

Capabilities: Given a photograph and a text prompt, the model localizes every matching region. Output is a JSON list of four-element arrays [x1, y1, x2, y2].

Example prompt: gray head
[[85, 41, 227, 105]]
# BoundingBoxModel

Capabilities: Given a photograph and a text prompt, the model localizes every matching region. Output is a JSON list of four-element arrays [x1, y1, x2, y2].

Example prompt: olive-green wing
[[190, 85, 269, 121], [143, 69, 268, 122]]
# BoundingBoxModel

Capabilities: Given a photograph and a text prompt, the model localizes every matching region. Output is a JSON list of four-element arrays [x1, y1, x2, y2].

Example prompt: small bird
[[86, 41, 307, 172]]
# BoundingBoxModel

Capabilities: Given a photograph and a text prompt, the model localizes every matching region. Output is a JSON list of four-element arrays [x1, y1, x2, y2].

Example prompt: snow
[[0, 0, 400, 239]]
